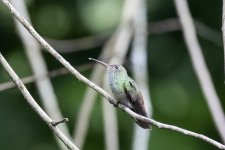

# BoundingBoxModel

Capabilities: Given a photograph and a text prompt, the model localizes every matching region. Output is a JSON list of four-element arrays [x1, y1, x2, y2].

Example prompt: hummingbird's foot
[[132, 117, 137, 122], [111, 101, 120, 107]]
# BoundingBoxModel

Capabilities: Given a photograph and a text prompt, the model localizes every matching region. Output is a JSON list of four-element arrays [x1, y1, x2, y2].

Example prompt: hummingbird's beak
[[89, 58, 109, 68]]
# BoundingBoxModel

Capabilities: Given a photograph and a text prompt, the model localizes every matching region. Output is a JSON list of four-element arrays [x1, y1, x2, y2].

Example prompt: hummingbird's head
[[108, 64, 127, 75], [89, 58, 127, 75]]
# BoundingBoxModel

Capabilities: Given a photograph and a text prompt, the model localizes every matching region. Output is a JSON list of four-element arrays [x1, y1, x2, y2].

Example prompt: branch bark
[[46, 32, 110, 53], [73, 0, 136, 148], [123, 106, 225, 150], [102, 81, 119, 150], [0, 53, 79, 150], [148, 18, 222, 47], [101, 14, 131, 150], [222, 0, 225, 79], [131, 0, 152, 150], [46, 18, 222, 54], [174, 0, 225, 143], [0, 63, 92, 91], [73, 30, 117, 148], [10, 1, 71, 149], [101, 0, 138, 149], [1, 0, 225, 149], [73, 52, 110, 148]]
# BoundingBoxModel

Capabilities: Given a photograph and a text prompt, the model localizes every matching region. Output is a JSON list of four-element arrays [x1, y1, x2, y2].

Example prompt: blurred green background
[[0, 0, 224, 150]]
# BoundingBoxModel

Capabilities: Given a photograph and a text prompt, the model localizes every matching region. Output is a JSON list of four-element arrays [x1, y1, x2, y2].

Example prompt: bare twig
[[1, 0, 225, 149], [10, 2, 71, 149], [131, 0, 152, 150], [0, 53, 79, 150], [174, 0, 225, 143], [122, 105, 225, 150], [194, 20, 222, 46], [73, 0, 135, 148], [148, 18, 181, 34], [45, 18, 221, 54], [0, 63, 92, 91], [46, 31, 110, 53], [72, 31, 129, 149], [102, 81, 119, 150], [149, 18, 222, 46], [101, 0, 139, 149], [222, 0, 225, 79], [73, 35, 117, 148], [51, 118, 69, 126], [73, 63, 107, 148]]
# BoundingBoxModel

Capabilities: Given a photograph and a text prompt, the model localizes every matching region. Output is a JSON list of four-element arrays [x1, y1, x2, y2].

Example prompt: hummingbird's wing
[[123, 79, 150, 129]]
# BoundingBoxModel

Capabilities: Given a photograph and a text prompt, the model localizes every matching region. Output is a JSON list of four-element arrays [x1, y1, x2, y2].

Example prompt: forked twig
[[0, 53, 79, 150]]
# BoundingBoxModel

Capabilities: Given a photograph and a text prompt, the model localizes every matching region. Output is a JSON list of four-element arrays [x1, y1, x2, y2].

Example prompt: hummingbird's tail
[[134, 113, 151, 129], [133, 102, 151, 129]]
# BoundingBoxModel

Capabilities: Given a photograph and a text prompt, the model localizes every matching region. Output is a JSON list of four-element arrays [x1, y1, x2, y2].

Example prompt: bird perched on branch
[[89, 58, 150, 129]]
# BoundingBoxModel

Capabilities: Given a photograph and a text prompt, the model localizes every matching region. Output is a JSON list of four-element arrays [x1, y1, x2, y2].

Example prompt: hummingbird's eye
[[114, 65, 119, 69]]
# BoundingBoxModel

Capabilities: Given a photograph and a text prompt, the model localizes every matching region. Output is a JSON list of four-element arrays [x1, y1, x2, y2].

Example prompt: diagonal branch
[[174, 0, 225, 143], [73, 37, 116, 148], [131, 0, 152, 149], [1, 0, 225, 149], [123, 106, 225, 150], [0, 63, 92, 91], [46, 32, 110, 53], [10, 1, 72, 149], [73, 59, 107, 148], [101, 0, 138, 149], [0, 53, 79, 150], [73, 0, 135, 148], [46, 18, 222, 54], [222, 0, 225, 80]]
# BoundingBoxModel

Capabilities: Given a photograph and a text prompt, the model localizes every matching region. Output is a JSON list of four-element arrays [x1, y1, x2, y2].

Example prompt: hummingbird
[[89, 58, 150, 129]]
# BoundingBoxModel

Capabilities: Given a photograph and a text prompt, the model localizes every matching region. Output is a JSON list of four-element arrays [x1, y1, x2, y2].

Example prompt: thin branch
[[45, 18, 222, 54], [194, 20, 222, 46], [73, 53, 109, 148], [0, 0, 109, 103], [102, 82, 119, 150], [46, 31, 110, 53], [148, 18, 222, 46], [0, 53, 79, 150], [73, 0, 135, 147], [148, 18, 181, 34], [10, 1, 71, 149], [101, 0, 139, 149], [72, 27, 131, 149], [1, 0, 225, 149], [0, 63, 92, 91], [222, 0, 225, 80], [52, 118, 69, 126], [122, 105, 225, 150], [174, 0, 225, 143], [131, 0, 152, 150], [73, 35, 117, 148]]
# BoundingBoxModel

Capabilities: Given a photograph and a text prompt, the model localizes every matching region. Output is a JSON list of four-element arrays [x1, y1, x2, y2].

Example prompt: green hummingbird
[[89, 58, 150, 129]]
